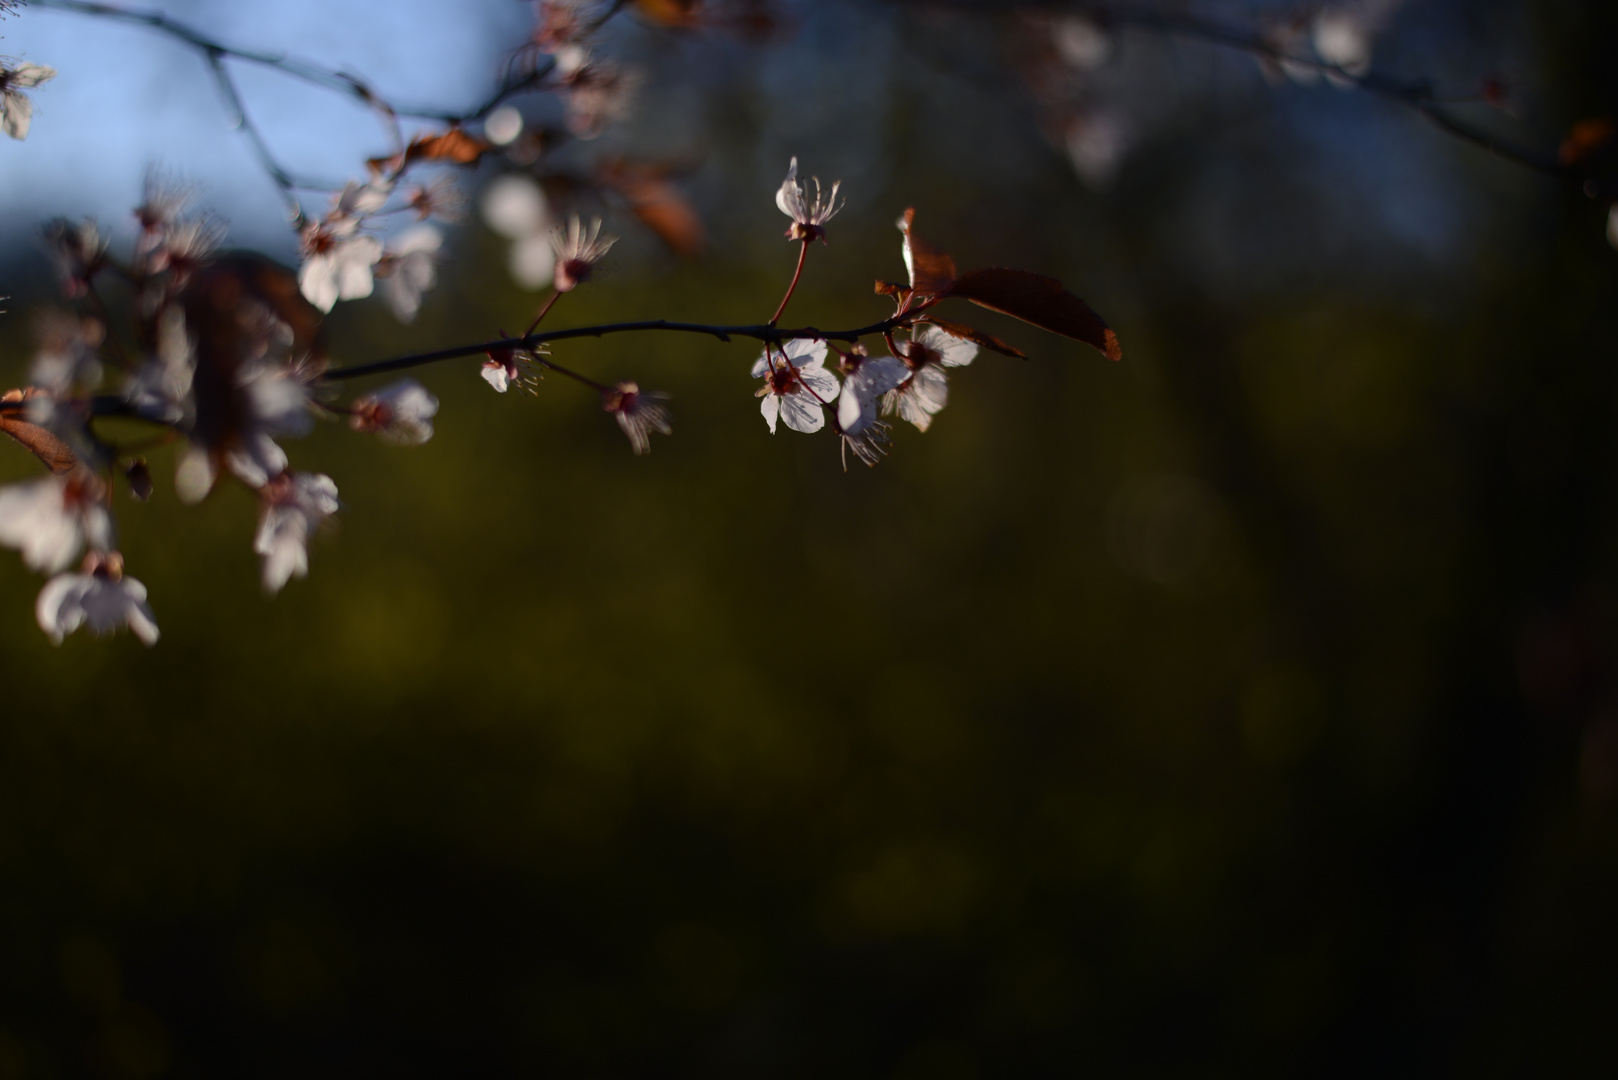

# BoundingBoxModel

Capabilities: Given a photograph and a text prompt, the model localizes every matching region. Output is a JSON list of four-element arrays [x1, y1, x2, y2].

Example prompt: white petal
[[298, 255, 339, 313], [780, 393, 824, 434], [36, 574, 85, 643], [175, 446, 218, 504], [917, 325, 977, 367], [799, 365, 840, 403], [760, 393, 780, 434], [3, 92, 33, 140], [782, 337, 828, 367], [510, 232, 558, 290], [750, 352, 772, 379], [481, 363, 511, 393]]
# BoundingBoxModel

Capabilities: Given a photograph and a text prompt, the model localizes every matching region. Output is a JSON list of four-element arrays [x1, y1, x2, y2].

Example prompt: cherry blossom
[[775, 157, 843, 243], [482, 343, 546, 394], [0, 61, 56, 140], [0, 470, 114, 574], [752, 338, 839, 434], [836, 348, 908, 437], [552, 216, 617, 292], [30, 310, 105, 396], [840, 421, 893, 470], [378, 225, 443, 323], [298, 217, 385, 313], [255, 472, 341, 594], [907, 324, 978, 370], [601, 380, 672, 455], [883, 363, 950, 433], [43, 218, 106, 298], [481, 174, 556, 290], [36, 555, 159, 647], [350, 379, 439, 445]]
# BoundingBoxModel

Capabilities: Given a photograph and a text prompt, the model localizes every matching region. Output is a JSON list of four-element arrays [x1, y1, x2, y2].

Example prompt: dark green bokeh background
[[3, 1, 1618, 1075]]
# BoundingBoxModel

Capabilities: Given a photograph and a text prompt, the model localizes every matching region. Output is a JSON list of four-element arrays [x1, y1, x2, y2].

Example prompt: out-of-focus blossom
[[552, 216, 616, 292], [482, 343, 546, 394], [36, 554, 158, 646], [404, 175, 467, 222], [30, 310, 104, 396], [883, 363, 949, 432], [350, 378, 439, 445], [126, 306, 195, 425], [601, 380, 671, 454], [298, 216, 384, 312], [484, 105, 524, 146], [0, 61, 56, 140], [1607, 205, 1618, 252], [752, 337, 838, 434], [555, 46, 636, 138], [0, 470, 113, 574], [43, 218, 106, 298], [482, 174, 557, 290], [333, 178, 394, 217], [776, 157, 843, 243], [1312, 0, 1401, 83], [255, 472, 340, 594], [1052, 16, 1113, 70], [146, 214, 226, 283], [377, 225, 443, 323], [134, 171, 194, 235], [836, 348, 907, 437], [1065, 111, 1128, 191]]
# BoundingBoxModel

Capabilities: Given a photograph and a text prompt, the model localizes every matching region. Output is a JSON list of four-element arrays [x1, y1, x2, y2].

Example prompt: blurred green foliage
[[2, 1, 1618, 1076]]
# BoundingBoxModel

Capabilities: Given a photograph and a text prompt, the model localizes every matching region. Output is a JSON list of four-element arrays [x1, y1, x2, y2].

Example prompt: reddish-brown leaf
[[596, 158, 705, 257], [898, 208, 957, 297], [946, 268, 1121, 360], [923, 317, 1027, 359], [1559, 118, 1615, 165], [368, 128, 494, 175], [633, 0, 703, 28], [1, 391, 78, 474]]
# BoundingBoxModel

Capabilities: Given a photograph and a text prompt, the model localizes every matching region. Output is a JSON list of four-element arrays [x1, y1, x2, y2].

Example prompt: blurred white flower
[[1312, 1, 1401, 83], [1608, 205, 1618, 251], [378, 225, 443, 323], [601, 380, 672, 454], [255, 472, 340, 594], [484, 105, 524, 146], [350, 378, 439, 445], [1066, 111, 1128, 191], [482, 174, 557, 290], [36, 560, 159, 646], [0, 61, 56, 140], [752, 338, 838, 434], [30, 310, 104, 396], [0, 470, 113, 574], [776, 157, 843, 242], [1052, 16, 1113, 70]]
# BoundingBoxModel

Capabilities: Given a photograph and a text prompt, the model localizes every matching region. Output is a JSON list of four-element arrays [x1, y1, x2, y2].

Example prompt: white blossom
[[601, 381, 672, 455], [298, 217, 385, 313], [255, 472, 341, 594], [378, 225, 443, 323], [36, 566, 159, 646], [836, 353, 907, 436], [775, 157, 843, 242], [551, 216, 616, 292], [752, 338, 839, 434], [883, 363, 950, 432], [351, 379, 439, 445], [0, 62, 56, 140], [909, 324, 978, 369], [0, 471, 113, 574], [482, 175, 556, 290]]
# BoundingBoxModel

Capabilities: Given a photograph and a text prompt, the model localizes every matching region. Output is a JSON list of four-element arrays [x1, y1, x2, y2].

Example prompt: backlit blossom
[[298, 217, 384, 313], [0, 61, 56, 140], [601, 380, 672, 454], [882, 363, 949, 432], [255, 472, 340, 594], [377, 225, 443, 323], [835, 350, 907, 437], [551, 216, 616, 292], [30, 310, 104, 396], [482, 342, 546, 394], [350, 379, 439, 445], [906, 324, 978, 370], [36, 556, 159, 646], [0, 470, 114, 574], [752, 337, 838, 434], [775, 157, 843, 243]]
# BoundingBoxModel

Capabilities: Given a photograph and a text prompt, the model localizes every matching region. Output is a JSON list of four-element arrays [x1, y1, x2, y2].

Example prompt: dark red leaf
[[1, 391, 78, 474], [922, 317, 1027, 359], [947, 268, 1121, 360], [898, 208, 957, 298], [596, 158, 705, 257], [368, 128, 494, 175]]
